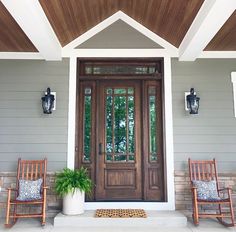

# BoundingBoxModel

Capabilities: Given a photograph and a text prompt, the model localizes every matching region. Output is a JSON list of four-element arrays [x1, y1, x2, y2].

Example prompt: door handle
[[99, 143, 103, 155]]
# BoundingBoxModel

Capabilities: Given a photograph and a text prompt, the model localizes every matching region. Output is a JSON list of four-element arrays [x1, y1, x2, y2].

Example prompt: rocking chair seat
[[197, 197, 230, 203]]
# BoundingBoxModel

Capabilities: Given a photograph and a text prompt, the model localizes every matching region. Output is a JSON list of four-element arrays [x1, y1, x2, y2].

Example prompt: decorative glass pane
[[128, 88, 134, 94], [114, 154, 127, 162], [114, 96, 126, 153], [106, 95, 113, 153], [128, 96, 135, 154], [148, 86, 156, 95], [128, 154, 135, 161], [106, 154, 113, 162], [149, 95, 157, 162], [114, 89, 126, 94], [107, 88, 112, 94], [83, 96, 91, 162], [85, 66, 93, 74], [84, 64, 157, 75], [85, 88, 91, 94], [105, 87, 135, 163]]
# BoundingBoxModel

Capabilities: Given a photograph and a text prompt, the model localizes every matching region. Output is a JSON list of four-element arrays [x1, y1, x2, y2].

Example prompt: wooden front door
[[76, 59, 165, 201], [96, 81, 142, 200]]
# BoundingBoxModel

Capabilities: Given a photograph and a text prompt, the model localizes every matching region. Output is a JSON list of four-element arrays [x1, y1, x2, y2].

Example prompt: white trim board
[[66, 55, 175, 210], [0, 52, 44, 60], [63, 49, 178, 58], [231, 72, 236, 117]]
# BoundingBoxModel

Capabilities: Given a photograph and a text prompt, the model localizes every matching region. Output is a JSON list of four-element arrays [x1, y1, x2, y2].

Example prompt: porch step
[[54, 210, 187, 227]]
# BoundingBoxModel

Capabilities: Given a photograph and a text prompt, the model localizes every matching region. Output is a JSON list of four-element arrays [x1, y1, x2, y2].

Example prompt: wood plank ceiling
[[205, 10, 236, 51], [0, 2, 37, 52], [39, 0, 204, 48], [0, 0, 235, 52]]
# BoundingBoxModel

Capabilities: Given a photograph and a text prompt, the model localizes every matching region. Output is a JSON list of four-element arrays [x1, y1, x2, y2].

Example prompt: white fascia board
[[199, 51, 236, 59], [231, 72, 236, 117], [2, 0, 61, 61], [62, 11, 178, 57], [0, 52, 44, 60], [62, 49, 178, 58], [179, 0, 236, 61]]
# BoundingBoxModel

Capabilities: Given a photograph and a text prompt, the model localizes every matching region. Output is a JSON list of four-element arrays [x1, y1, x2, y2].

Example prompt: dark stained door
[[96, 81, 142, 200], [76, 78, 164, 201]]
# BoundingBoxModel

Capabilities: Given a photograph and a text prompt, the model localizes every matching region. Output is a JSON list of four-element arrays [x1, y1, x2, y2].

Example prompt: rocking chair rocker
[[188, 158, 235, 227], [5, 158, 48, 228]]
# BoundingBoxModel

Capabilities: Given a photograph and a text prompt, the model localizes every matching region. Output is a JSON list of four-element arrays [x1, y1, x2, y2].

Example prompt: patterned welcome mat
[[95, 209, 147, 218]]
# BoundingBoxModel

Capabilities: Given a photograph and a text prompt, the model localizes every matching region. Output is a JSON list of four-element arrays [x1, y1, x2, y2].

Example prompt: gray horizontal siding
[[172, 58, 236, 172], [0, 59, 69, 172]]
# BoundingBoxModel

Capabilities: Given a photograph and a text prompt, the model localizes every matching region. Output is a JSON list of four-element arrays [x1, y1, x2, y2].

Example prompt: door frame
[[67, 56, 175, 210]]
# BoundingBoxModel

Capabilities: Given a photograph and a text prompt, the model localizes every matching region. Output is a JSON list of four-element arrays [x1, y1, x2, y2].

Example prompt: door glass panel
[[128, 96, 135, 154], [105, 87, 135, 163], [83, 93, 92, 162], [114, 96, 126, 153], [128, 88, 134, 94], [84, 64, 157, 75], [114, 89, 126, 94], [149, 93, 158, 162], [106, 95, 113, 153]]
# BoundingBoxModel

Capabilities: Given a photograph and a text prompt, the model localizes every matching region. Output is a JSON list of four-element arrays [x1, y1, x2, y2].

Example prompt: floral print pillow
[[16, 178, 43, 201], [192, 180, 220, 201]]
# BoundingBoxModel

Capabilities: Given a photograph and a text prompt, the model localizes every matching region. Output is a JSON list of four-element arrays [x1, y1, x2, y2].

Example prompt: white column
[[67, 56, 77, 169], [163, 56, 175, 209]]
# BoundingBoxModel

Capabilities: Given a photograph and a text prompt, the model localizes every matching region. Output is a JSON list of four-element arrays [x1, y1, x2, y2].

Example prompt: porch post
[[163, 56, 175, 209], [67, 56, 77, 169]]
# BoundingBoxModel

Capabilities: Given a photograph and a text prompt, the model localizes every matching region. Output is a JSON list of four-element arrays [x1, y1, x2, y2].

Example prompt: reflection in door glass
[[128, 96, 135, 155], [106, 95, 113, 153], [105, 87, 135, 162], [149, 94, 158, 162], [114, 96, 126, 153], [83, 95, 91, 162]]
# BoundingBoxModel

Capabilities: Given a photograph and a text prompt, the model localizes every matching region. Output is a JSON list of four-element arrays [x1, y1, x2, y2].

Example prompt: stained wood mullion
[[112, 89, 115, 162], [126, 91, 129, 162]]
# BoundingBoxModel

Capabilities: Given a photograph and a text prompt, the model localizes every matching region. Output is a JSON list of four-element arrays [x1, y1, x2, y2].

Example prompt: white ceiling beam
[[179, 0, 236, 61], [0, 52, 44, 60], [2, 0, 61, 61]]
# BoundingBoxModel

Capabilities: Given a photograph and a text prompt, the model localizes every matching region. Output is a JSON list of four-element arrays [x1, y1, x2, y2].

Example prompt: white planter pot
[[62, 189, 85, 215]]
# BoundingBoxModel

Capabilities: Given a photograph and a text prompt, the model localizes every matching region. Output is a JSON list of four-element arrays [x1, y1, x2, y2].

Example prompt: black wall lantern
[[41, 87, 55, 114], [186, 88, 200, 114]]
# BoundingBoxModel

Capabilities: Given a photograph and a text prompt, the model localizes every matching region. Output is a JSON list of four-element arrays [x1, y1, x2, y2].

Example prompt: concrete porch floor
[[0, 213, 235, 232]]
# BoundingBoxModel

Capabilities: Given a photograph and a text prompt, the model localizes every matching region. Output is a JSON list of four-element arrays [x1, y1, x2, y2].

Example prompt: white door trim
[[67, 53, 175, 210]]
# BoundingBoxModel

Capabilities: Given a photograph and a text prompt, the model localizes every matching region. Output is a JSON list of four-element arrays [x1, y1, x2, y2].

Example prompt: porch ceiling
[[39, 0, 203, 48], [0, 0, 235, 60], [0, 2, 37, 52]]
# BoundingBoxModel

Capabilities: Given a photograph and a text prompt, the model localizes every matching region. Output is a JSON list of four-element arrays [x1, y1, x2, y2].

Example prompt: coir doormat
[[95, 209, 147, 218]]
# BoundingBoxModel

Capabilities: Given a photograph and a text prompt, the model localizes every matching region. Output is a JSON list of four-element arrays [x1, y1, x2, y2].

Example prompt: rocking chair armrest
[[218, 187, 232, 192], [6, 188, 17, 192], [42, 186, 50, 190]]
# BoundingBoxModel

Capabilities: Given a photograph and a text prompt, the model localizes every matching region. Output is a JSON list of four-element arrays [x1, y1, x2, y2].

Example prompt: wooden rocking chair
[[5, 158, 48, 228], [188, 158, 235, 227]]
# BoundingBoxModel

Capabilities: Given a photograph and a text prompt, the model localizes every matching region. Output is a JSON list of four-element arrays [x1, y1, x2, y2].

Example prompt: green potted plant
[[55, 167, 92, 215]]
